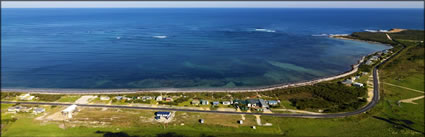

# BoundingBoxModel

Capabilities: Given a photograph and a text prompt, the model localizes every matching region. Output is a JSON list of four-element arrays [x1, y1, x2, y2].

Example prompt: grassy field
[[57, 96, 81, 103]]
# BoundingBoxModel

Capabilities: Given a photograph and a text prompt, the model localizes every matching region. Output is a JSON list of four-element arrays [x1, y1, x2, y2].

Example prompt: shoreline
[[1, 37, 392, 94]]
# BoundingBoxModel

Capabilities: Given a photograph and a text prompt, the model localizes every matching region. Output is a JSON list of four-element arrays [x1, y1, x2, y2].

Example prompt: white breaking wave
[[254, 28, 276, 33], [364, 29, 389, 33], [364, 29, 378, 32], [153, 35, 167, 39], [312, 34, 329, 37]]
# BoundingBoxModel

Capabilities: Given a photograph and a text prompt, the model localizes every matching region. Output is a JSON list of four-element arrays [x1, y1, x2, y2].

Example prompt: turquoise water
[[1, 8, 423, 90]]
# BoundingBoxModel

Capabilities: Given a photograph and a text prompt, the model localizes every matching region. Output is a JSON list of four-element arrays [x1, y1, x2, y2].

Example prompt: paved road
[[1, 43, 406, 118]]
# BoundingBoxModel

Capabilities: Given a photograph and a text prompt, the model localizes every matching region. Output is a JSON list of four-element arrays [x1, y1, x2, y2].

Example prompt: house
[[268, 100, 278, 106], [155, 111, 171, 119], [246, 99, 268, 108], [222, 101, 231, 105], [62, 104, 77, 118], [8, 106, 19, 112], [115, 96, 123, 101], [233, 99, 243, 105], [199, 119, 204, 124], [365, 60, 374, 65], [212, 101, 219, 106], [156, 96, 163, 101], [8, 106, 29, 112], [353, 82, 364, 87], [200, 100, 209, 105], [383, 50, 391, 54], [18, 93, 35, 101], [341, 79, 353, 85], [33, 108, 45, 114], [370, 56, 379, 61], [100, 96, 110, 101], [191, 99, 200, 105], [142, 96, 153, 100], [164, 97, 173, 102]]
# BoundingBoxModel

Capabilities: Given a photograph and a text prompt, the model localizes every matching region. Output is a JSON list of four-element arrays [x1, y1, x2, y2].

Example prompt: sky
[[1, 1, 424, 8]]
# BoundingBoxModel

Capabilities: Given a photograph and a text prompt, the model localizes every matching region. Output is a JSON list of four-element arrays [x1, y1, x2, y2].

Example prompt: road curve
[[1, 44, 405, 118]]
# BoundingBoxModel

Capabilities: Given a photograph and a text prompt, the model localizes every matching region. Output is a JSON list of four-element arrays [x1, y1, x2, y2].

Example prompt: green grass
[[387, 74, 424, 91], [56, 96, 81, 103]]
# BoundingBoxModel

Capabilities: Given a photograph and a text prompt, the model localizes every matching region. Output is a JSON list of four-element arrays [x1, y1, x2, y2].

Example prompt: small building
[[164, 97, 173, 102], [238, 120, 243, 124], [246, 99, 268, 108], [33, 108, 45, 115], [8, 106, 25, 112], [222, 101, 231, 105], [200, 100, 209, 105], [191, 99, 200, 105], [115, 96, 123, 101], [199, 119, 204, 124], [365, 60, 374, 65], [353, 82, 364, 87], [341, 79, 353, 85], [383, 50, 391, 54], [142, 96, 153, 100], [8, 106, 19, 112], [155, 111, 171, 119], [212, 101, 219, 106], [233, 99, 243, 105], [370, 56, 379, 61], [156, 96, 163, 101], [62, 104, 77, 118], [100, 96, 110, 101], [268, 100, 278, 106], [18, 93, 35, 101]]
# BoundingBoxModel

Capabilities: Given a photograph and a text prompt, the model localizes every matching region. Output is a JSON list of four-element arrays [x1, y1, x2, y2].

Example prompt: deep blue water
[[1, 8, 423, 90]]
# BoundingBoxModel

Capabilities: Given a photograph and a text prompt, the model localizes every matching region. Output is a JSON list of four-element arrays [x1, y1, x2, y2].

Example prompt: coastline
[[1, 37, 392, 94]]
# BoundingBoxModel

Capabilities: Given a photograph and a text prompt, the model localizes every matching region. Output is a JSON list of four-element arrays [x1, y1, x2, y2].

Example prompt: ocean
[[1, 8, 424, 90]]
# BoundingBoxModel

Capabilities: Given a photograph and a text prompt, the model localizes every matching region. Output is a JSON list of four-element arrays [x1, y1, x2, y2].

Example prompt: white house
[[18, 93, 35, 101], [156, 96, 163, 101], [268, 100, 278, 105], [222, 101, 231, 105], [62, 104, 77, 118], [353, 82, 364, 87], [100, 96, 110, 101], [33, 108, 45, 115]]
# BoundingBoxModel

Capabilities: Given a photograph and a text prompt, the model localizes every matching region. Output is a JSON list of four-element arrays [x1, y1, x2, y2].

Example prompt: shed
[[212, 101, 219, 106], [222, 101, 231, 105], [268, 100, 278, 105], [191, 99, 200, 105], [200, 100, 209, 105], [155, 111, 171, 119], [33, 108, 45, 114]]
